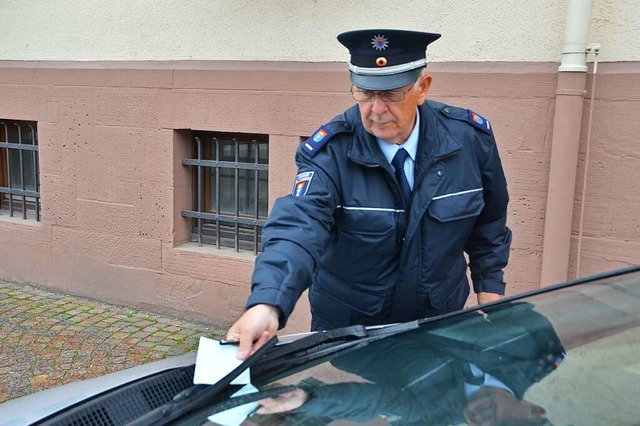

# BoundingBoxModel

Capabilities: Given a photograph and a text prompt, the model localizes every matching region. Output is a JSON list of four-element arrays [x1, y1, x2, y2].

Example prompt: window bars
[[0, 120, 40, 221], [182, 132, 268, 254]]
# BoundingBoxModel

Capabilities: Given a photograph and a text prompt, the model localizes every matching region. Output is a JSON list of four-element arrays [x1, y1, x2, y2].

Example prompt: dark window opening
[[182, 131, 268, 254], [0, 120, 40, 221]]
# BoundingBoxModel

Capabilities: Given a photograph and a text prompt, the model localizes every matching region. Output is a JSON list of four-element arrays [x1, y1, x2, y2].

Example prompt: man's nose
[[370, 94, 389, 114]]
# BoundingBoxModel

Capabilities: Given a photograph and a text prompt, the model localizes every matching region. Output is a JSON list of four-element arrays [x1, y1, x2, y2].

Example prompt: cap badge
[[376, 57, 388, 67], [371, 34, 389, 51]]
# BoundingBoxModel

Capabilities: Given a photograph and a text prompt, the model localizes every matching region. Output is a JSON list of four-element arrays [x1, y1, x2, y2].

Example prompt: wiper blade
[[264, 325, 367, 359], [128, 336, 278, 426], [251, 322, 421, 385], [135, 323, 424, 424]]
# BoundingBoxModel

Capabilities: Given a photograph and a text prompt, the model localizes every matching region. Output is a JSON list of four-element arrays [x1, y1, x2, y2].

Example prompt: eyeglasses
[[350, 86, 414, 103]]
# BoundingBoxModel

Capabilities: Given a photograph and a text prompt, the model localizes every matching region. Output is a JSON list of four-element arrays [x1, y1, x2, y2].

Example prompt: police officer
[[226, 29, 512, 359]]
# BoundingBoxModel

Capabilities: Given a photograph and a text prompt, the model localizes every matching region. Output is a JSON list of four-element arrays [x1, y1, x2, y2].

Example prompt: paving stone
[[0, 279, 222, 403]]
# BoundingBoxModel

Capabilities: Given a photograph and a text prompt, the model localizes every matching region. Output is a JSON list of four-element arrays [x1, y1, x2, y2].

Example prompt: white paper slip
[[193, 336, 251, 385], [208, 384, 259, 426]]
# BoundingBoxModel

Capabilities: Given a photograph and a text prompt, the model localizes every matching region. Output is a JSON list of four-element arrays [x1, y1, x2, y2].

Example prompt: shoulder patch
[[302, 126, 336, 157], [439, 104, 493, 136], [467, 109, 492, 135], [292, 171, 314, 197]]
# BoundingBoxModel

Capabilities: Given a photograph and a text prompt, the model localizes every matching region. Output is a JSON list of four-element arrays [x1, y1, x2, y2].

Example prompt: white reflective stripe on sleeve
[[337, 206, 406, 213], [431, 188, 483, 201]]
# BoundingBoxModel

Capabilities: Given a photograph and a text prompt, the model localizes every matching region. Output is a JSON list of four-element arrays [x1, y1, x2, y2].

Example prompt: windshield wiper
[[128, 336, 279, 426], [131, 323, 422, 425], [195, 322, 425, 419], [250, 321, 422, 386]]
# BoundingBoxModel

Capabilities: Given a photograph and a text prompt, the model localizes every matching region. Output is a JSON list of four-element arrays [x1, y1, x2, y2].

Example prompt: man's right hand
[[225, 304, 280, 360]]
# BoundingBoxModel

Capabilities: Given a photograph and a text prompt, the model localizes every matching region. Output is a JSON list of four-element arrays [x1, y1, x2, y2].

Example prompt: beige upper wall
[[0, 0, 637, 63]]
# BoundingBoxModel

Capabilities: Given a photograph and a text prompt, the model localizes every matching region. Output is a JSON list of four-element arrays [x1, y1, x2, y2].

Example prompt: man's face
[[355, 73, 432, 145], [463, 386, 547, 426]]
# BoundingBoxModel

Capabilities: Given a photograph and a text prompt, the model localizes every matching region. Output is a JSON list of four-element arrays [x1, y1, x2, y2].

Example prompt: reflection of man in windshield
[[463, 386, 547, 426], [256, 302, 564, 425]]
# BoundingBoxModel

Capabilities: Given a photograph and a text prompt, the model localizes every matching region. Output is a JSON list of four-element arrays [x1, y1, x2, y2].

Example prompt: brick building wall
[[1, 60, 639, 331]]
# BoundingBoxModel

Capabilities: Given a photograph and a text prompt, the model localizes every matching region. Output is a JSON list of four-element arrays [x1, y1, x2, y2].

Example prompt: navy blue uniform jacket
[[247, 100, 512, 329]]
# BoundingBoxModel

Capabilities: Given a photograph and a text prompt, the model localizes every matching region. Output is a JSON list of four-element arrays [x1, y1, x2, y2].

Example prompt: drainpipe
[[540, 0, 593, 286]]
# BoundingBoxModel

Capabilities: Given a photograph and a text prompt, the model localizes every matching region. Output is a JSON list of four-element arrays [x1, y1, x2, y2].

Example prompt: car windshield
[[33, 267, 640, 426], [168, 267, 640, 426]]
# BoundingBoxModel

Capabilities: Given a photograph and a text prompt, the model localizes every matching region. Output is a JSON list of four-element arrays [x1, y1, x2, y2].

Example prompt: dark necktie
[[391, 148, 412, 206], [461, 362, 486, 385]]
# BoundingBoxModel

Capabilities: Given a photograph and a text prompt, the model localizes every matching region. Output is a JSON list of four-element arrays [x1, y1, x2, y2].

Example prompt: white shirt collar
[[464, 363, 515, 400], [376, 109, 420, 164]]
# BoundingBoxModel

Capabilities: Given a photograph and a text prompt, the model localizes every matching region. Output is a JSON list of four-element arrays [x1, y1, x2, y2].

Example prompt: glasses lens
[[352, 90, 371, 102], [351, 89, 406, 103], [383, 91, 405, 102]]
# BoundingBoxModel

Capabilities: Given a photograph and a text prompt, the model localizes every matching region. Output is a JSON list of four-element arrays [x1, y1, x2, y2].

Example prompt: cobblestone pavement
[[0, 279, 224, 403]]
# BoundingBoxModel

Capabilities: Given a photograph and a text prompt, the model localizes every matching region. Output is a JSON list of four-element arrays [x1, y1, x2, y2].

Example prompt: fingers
[[256, 397, 280, 414], [237, 327, 264, 360], [256, 389, 309, 414], [253, 330, 273, 352], [225, 304, 280, 360]]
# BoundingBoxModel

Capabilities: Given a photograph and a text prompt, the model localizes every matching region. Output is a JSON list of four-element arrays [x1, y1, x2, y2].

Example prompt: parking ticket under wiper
[[128, 336, 278, 426]]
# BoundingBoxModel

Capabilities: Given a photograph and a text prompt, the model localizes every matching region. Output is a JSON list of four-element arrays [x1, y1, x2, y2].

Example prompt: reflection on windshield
[[243, 302, 564, 426], [202, 272, 640, 426]]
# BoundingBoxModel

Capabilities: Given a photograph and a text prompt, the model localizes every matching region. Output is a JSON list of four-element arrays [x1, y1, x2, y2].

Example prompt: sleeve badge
[[292, 171, 315, 197]]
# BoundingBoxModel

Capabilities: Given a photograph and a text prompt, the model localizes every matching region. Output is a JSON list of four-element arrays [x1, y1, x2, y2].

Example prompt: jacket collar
[[346, 101, 463, 167]]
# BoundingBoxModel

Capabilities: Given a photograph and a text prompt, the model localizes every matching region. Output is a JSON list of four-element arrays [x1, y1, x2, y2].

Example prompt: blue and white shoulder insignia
[[467, 109, 492, 135], [302, 126, 336, 157]]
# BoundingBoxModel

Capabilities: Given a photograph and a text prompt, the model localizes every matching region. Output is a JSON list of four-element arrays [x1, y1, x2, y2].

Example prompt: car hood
[[0, 352, 196, 426]]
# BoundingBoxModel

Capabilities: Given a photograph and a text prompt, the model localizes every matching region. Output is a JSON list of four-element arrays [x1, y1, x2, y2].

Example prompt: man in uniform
[[226, 29, 512, 359]]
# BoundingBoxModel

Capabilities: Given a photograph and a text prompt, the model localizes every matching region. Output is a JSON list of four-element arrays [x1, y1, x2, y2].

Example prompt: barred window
[[0, 120, 40, 221], [182, 132, 268, 254]]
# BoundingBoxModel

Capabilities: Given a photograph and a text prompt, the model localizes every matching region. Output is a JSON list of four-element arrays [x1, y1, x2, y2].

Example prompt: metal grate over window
[[182, 132, 268, 254], [0, 120, 40, 221]]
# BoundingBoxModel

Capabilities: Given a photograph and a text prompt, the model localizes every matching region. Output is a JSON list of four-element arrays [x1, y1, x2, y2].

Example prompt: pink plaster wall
[[0, 61, 639, 332], [568, 63, 640, 277]]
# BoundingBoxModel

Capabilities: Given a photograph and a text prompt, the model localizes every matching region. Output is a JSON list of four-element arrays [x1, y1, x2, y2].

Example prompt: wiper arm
[[264, 325, 367, 359], [128, 336, 279, 426], [251, 322, 421, 386], [132, 323, 421, 424]]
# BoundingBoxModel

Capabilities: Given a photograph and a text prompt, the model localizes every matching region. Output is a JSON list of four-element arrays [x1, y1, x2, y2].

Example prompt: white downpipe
[[559, 0, 593, 72]]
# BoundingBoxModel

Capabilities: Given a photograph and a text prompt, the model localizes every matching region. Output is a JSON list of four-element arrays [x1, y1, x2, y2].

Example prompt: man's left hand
[[477, 292, 503, 305]]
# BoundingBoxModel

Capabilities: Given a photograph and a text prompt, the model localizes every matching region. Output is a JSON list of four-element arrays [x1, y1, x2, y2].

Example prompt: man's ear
[[521, 400, 546, 417], [415, 73, 432, 105]]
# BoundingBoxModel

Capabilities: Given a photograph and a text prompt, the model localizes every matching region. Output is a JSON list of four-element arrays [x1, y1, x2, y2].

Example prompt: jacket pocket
[[325, 207, 399, 282], [310, 277, 385, 329], [427, 189, 485, 222]]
